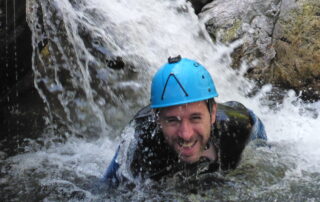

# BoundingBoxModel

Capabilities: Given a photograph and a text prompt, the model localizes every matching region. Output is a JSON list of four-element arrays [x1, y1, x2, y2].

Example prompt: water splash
[[1, 0, 319, 200]]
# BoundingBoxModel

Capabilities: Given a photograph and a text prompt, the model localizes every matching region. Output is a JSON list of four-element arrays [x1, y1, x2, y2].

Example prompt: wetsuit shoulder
[[214, 101, 253, 170], [216, 101, 251, 123], [133, 105, 153, 120]]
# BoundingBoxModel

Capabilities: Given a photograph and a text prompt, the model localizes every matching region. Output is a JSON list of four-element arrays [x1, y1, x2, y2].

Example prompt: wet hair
[[206, 98, 216, 115]]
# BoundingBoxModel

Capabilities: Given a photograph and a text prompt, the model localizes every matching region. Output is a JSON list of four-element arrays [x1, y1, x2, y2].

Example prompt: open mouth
[[175, 139, 201, 162], [178, 140, 198, 148]]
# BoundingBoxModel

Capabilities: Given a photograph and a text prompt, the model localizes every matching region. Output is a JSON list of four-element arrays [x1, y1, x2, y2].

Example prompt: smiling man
[[159, 101, 216, 164], [103, 56, 267, 185]]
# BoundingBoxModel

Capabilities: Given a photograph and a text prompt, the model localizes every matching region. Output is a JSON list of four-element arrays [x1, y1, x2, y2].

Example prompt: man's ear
[[210, 103, 217, 124]]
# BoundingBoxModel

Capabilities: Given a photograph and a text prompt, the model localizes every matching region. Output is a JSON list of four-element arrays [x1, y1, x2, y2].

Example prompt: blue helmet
[[151, 56, 218, 108]]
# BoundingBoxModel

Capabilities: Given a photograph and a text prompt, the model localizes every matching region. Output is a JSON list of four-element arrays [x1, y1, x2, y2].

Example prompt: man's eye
[[191, 116, 201, 121], [164, 117, 180, 125], [166, 118, 179, 123]]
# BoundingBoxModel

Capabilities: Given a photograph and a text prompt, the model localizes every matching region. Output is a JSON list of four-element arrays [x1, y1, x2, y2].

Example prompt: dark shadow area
[[0, 0, 46, 157]]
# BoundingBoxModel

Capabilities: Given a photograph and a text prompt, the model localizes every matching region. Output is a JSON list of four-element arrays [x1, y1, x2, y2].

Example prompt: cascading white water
[[1, 0, 319, 200]]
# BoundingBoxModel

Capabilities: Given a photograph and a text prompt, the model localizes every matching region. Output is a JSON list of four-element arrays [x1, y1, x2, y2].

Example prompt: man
[[103, 56, 267, 186]]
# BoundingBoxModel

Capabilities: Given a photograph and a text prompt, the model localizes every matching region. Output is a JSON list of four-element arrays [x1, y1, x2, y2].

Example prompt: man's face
[[158, 101, 216, 164]]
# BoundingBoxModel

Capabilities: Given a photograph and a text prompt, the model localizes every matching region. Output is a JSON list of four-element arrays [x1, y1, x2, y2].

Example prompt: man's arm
[[101, 105, 155, 186], [248, 110, 267, 140], [101, 146, 120, 186]]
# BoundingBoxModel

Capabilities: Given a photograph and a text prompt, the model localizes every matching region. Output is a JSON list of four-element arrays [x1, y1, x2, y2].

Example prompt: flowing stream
[[1, 0, 320, 201]]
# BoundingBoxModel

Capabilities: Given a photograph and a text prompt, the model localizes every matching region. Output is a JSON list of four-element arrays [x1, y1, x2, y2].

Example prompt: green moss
[[226, 110, 250, 121], [272, 1, 320, 88], [40, 43, 50, 57], [222, 19, 242, 43]]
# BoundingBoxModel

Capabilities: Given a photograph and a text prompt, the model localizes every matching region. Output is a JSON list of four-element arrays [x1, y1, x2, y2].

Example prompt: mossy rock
[[221, 19, 242, 43], [269, 0, 320, 100]]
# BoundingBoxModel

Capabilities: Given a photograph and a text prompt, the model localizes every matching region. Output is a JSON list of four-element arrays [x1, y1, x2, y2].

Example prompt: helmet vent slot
[[161, 73, 189, 100]]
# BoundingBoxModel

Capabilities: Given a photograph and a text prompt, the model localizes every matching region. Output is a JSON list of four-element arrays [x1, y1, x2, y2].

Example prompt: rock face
[[270, 0, 320, 100], [200, 0, 280, 69], [199, 0, 320, 101], [26, 0, 150, 140]]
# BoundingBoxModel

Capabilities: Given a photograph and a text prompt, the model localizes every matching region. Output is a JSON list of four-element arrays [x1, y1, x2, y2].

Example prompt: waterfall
[[1, 0, 319, 200]]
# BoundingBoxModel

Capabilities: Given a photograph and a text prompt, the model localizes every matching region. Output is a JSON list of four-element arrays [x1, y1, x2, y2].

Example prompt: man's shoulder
[[219, 101, 247, 110], [216, 101, 251, 124], [133, 105, 153, 119], [213, 101, 254, 170]]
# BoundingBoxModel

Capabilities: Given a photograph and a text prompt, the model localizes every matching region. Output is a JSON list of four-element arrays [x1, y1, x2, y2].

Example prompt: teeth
[[178, 141, 196, 147], [183, 142, 193, 147]]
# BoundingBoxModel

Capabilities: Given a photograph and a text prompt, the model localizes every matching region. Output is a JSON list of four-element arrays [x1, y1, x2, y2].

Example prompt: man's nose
[[178, 120, 193, 140]]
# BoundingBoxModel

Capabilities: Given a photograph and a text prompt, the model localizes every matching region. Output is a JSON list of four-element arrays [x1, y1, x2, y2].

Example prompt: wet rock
[[200, 0, 320, 101], [269, 0, 320, 101], [26, 0, 149, 140], [200, 0, 280, 71]]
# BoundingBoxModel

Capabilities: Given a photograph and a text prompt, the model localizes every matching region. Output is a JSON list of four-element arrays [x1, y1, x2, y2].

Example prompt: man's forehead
[[159, 101, 207, 114]]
